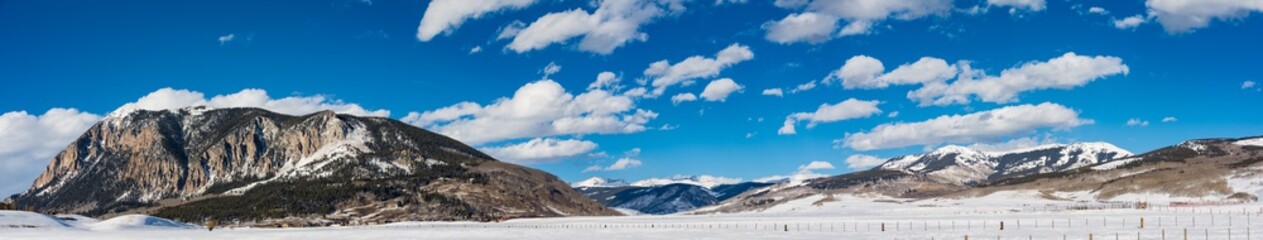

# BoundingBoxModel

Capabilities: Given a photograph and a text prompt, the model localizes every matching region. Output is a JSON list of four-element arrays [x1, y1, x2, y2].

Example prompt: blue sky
[[1, 0, 1262, 195]]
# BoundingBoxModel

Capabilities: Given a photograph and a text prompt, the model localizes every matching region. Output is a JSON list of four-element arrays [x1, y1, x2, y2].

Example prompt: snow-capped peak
[[571, 177, 629, 188], [876, 141, 1133, 186], [629, 175, 742, 189]]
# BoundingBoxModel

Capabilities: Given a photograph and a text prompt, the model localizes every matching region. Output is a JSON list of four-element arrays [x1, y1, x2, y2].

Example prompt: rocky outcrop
[[7, 107, 616, 224]]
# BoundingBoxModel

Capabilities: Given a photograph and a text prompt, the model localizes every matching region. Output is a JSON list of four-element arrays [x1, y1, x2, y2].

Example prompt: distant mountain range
[[702, 137, 1263, 213], [572, 176, 772, 214], [3, 107, 616, 226]]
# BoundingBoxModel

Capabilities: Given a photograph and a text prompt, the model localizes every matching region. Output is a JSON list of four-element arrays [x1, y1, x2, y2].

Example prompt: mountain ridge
[[6, 107, 617, 225]]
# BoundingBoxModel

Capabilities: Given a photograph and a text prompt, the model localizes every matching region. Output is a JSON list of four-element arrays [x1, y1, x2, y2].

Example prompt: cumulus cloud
[[469, 46, 483, 54], [965, 136, 1059, 152], [778, 98, 882, 135], [1145, 0, 1263, 33], [644, 44, 754, 96], [987, 0, 1046, 11], [1088, 7, 1109, 15], [838, 102, 1092, 151], [907, 53, 1128, 106], [402, 79, 657, 145], [670, 93, 698, 105], [0, 109, 102, 195], [112, 88, 391, 117], [1244, 80, 1257, 89], [762, 0, 952, 44], [482, 138, 599, 164], [1113, 15, 1148, 29], [763, 12, 838, 44], [761, 88, 784, 97], [589, 71, 622, 91], [504, 0, 683, 54], [1162, 116, 1179, 123], [699, 78, 743, 101], [541, 61, 562, 78], [1126, 118, 1150, 127], [844, 154, 886, 169], [824, 56, 957, 89], [416, 0, 537, 41]]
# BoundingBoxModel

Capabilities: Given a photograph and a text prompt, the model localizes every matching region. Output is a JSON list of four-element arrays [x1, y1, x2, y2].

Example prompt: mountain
[[702, 137, 1263, 214], [572, 177, 772, 214], [571, 177, 630, 188], [878, 142, 1133, 185], [4, 107, 616, 226], [700, 141, 1134, 213]]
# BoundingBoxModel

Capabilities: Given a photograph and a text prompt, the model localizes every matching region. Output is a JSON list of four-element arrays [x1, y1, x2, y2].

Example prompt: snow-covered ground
[[7, 196, 1263, 239]]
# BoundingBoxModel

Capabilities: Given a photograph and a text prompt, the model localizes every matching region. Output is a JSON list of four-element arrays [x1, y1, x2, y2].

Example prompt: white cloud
[[1113, 15, 1148, 29], [908, 52, 1128, 106], [402, 79, 657, 145], [761, 88, 784, 97], [589, 71, 622, 91], [0, 109, 102, 196], [217, 34, 235, 46], [763, 12, 838, 44], [1126, 118, 1150, 127], [839, 102, 1092, 151], [824, 56, 957, 89], [887, 111, 900, 118], [757, 161, 837, 184], [762, 0, 952, 44], [605, 158, 643, 171], [112, 88, 391, 118], [779, 98, 882, 135], [505, 0, 681, 54], [987, 0, 1046, 11], [1162, 116, 1179, 123], [1244, 80, 1257, 89], [774, 0, 810, 8], [541, 61, 562, 78], [965, 136, 1059, 152], [1145, 0, 1263, 33], [644, 44, 754, 96], [1088, 7, 1109, 15], [790, 80, 817, 93], [699, 78, 743, 101], [469, 46, 483, 54], [670, 93, 698, 105], [416, 0, 537, 41], [482, 138, 599, 164], [844, 154, 885, 169]]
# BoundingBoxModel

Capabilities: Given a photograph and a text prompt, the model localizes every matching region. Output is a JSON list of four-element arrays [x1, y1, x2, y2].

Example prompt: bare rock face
[[6, 107, 617, 225]]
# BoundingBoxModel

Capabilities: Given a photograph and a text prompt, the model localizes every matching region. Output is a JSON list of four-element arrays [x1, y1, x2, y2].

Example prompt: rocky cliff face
[[6, 107, 616, 225]]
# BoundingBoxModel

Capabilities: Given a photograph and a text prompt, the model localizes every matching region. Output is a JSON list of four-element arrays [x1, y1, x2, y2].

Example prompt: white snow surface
[[1, 211, 195, 231], [8, 196, 1263, 239], [1235, 138, 1263, 147]]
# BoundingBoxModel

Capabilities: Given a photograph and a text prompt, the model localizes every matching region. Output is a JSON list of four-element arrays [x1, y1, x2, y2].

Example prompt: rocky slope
[[4, 107, 616, 226]]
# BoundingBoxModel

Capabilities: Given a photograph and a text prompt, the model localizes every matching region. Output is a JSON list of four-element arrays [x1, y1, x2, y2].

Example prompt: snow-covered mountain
[[4, 107, 616, 225], [571, 177, 630, 188], [628, 175, 744, 188], [702, 137, 1263, 214], [573, 177, 772, 214], [878, 142, 1133, 185]]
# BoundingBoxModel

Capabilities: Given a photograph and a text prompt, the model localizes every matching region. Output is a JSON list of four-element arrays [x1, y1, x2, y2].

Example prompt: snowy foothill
[[8, 195, 1263, 240]]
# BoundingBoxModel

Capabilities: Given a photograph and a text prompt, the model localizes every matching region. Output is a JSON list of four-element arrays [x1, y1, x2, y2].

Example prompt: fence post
[[1141, 218, 1145, 229], [882, 222, 886, 232]]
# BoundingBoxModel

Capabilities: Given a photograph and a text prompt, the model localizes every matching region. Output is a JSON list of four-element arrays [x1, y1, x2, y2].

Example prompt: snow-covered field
[[7, 194, 1263, 239]]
